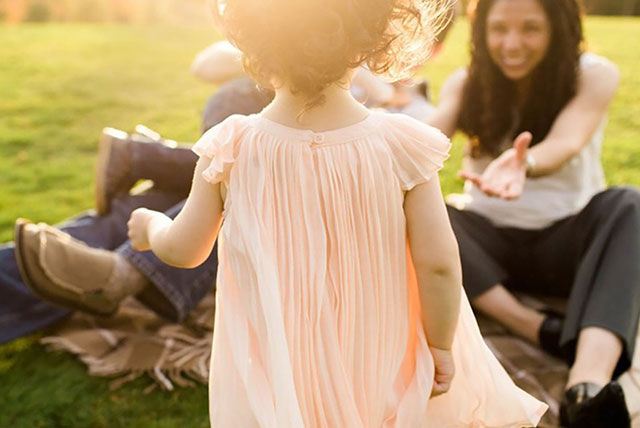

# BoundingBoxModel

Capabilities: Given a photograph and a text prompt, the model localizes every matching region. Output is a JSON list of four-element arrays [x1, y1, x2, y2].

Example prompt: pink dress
[[192, 111, 547, 427]]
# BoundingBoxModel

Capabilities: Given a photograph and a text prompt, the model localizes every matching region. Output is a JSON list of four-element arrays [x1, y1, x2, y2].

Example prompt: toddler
[[128, 0, 547, 425]]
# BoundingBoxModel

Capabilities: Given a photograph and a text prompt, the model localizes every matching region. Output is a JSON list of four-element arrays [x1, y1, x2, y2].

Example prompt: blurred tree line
[[0, 0, 213, 24], [1, 0, 638, 24], [586, 0, 640, 15], [455, 0, 640, 16]]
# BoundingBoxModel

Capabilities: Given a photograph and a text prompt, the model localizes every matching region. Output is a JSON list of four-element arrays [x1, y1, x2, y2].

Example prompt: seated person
[[3, 11, 457, 344], [427, 0, 640, 426], [192, 40, 439, 132]]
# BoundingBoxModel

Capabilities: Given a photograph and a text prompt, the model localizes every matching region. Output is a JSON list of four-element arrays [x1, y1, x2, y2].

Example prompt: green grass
[[0, 25, 219, 243], [0, 17, 639, 427]]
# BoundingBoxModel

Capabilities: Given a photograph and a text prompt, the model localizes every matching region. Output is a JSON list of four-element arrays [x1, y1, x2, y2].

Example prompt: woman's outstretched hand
[[429, 345, 455, 398], [459, 132, 532, 200]]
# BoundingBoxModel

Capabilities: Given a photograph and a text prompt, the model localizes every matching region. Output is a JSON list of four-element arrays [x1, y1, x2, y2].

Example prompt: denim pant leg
[[0, 242, 70, 344], [119, 201, 219, 322], [0, 191, 183, 344]]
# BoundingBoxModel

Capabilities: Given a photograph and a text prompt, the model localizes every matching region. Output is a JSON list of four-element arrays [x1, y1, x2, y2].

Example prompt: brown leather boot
[[14, 218, 135, 316], [94, 127, 139, 216]]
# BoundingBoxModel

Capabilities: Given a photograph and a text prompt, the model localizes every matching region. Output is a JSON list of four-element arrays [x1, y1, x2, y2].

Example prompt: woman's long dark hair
[[458, 0, 584, 157]]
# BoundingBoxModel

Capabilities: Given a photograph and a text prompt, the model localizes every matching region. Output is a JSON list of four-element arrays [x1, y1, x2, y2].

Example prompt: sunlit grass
[[0, 17, 638, 427], [0, 24, 219, 242]]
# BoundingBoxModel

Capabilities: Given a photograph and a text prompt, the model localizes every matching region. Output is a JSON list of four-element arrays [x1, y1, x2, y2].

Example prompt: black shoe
[[538, 309, 566, 360], [560, 382, 601, 427], [560, 381, 630, 428]]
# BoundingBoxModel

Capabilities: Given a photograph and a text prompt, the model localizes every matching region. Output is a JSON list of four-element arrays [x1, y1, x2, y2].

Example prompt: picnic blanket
[[41, 292, 640, 427]]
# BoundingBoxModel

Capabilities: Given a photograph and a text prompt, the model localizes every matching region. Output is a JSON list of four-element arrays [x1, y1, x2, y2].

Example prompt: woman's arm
[[459, 58, 619, 198], [351, 67, 395, 106], [527, 58, 619, 176], [128, 156, 224, 268], [405, 175, 462, 350], [426, 68, 466, 138]]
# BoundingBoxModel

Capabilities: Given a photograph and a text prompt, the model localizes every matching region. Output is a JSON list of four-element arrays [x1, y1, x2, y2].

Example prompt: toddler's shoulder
[[374, 112, 451, 191], [378, 112, 450, 147], [193, 114, 252, 158], [192, 114, 252, 183]]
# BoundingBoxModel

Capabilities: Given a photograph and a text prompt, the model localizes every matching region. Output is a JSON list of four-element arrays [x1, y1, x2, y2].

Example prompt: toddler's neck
[[261, 84, 370, 133]]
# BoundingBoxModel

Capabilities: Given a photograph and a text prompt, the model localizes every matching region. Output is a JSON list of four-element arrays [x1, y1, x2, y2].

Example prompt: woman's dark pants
[[448, 187, 640, 376]]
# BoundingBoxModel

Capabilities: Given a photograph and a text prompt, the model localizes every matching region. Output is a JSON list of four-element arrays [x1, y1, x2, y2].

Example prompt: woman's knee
[[593, 186, 640, 220], [611, 186, 640, 219]]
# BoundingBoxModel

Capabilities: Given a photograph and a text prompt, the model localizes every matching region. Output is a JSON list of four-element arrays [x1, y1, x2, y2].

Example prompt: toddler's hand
[[429, 345, 455, 398], [127, 208, 155, 251]]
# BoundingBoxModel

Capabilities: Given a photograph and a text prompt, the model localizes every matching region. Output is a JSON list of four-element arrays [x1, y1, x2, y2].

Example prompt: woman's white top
[[461, 53, 608, 230]]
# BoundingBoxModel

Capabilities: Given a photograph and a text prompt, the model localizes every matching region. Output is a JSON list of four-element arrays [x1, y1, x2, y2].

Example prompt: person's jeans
[[120, 201, 219, 323], [0, 191, 217, 344], [1, 78, 271, 344]]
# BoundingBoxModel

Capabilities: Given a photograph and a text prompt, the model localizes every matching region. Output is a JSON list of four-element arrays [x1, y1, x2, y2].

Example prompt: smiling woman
[[458, 0, 583, 158], [485, 0, 551, 81], [425, 0, 640, 426]]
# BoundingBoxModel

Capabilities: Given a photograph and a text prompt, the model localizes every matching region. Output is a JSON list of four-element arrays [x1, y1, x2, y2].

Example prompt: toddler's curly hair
[[211, 0, 452, 107]]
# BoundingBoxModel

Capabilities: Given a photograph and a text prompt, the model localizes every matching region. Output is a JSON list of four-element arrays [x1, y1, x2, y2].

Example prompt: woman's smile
[[486, 0, 551, 81]]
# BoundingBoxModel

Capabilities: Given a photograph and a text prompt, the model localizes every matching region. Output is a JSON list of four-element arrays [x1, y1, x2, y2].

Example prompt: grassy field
[[0, 17, 639, 427]]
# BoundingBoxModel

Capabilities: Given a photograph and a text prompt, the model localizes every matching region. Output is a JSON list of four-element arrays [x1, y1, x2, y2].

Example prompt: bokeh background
[[1, 0, 639, 24], [0, 1, 639, 427]]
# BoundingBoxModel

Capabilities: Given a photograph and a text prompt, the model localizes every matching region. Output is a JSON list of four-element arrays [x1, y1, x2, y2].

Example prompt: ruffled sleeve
[[191, 114, 248, 184], [382, 112, 451, 191]]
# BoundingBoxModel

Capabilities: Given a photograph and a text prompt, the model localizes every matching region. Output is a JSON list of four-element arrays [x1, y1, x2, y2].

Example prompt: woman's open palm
[[459, 132, 532, 200]]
